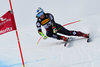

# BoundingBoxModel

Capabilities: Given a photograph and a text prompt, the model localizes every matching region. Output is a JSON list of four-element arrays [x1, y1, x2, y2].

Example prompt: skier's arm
[[39, 32, 47, 39], [36, 22, 47, 39], [36, 22, 42, 34]]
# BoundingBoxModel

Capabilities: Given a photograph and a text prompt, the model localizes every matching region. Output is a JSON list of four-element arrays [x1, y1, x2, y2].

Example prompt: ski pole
[[37, 36, 42, 45], [57, 20, 80, 31]]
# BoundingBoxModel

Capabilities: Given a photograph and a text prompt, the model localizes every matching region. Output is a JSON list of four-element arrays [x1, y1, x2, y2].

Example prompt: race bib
[[41, 18, 50, 25]]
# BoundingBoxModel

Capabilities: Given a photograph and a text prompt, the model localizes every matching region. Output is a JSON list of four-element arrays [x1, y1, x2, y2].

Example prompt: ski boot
[[61, 36, 69, 42], [83, 34, 90, 42], [61, 36, 73, 47]]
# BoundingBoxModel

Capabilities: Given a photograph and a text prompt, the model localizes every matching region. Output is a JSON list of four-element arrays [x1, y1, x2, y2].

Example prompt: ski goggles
[[36, 11, 44, 17]]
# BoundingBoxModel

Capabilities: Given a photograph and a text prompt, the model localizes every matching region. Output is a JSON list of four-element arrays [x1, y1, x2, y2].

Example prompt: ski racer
[[36, 7, 89, 42]]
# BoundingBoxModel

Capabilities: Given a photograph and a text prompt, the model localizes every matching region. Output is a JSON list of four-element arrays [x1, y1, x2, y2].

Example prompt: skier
[[36, 7, 89, 42]]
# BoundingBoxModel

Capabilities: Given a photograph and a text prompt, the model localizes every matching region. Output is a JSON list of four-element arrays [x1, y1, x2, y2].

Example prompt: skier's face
[[40, 14, 45, 19]]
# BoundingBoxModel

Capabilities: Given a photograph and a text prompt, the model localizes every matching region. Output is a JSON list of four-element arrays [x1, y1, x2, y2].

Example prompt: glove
[[39, 32, 47, 39], [43, 36, 47, 39], [52, 27, 57, 33]]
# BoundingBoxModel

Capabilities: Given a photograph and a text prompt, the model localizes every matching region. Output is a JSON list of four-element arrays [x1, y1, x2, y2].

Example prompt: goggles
[[36, 11, 44, 17]]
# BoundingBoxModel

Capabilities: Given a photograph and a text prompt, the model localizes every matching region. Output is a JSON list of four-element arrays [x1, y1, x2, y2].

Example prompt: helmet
[[36, 7, 44, 17]]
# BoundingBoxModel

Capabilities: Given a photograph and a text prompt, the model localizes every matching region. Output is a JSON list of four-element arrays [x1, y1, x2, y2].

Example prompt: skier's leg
[[68, 31, 89, 38], [55, 23, 71, 35], [46, 31, 68, 41], [56, 24, 89, 38]]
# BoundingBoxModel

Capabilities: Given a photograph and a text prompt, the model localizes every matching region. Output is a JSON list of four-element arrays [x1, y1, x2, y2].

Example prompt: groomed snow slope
[[0, 0, 100, 67]]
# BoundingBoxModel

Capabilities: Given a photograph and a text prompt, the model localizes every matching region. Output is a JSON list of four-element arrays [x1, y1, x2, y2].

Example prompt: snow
[[0, 0, 100, 67]]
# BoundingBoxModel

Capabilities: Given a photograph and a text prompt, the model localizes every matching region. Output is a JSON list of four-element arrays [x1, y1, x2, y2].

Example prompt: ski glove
[[52, 27, 57, 33], [39, 32, 47, 39]]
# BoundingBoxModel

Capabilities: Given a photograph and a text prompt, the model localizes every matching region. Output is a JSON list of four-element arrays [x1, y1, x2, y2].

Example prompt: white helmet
[[36, 7, 44, 17]]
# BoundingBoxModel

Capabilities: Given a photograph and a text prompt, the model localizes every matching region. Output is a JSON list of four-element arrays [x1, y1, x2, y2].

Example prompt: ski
[[64, 41, 68, 47], [64, 37, 73, 47], [87, 34, 91, 43], [87, 37, 91, 43], [64, 34, 91, 47]]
